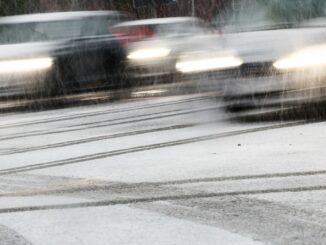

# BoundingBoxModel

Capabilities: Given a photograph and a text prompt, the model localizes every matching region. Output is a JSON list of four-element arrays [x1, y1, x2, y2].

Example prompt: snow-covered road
[[0, 92, 326, 245]]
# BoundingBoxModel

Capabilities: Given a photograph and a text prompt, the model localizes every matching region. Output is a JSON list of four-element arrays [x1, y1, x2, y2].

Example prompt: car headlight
[[176, 56, 243, 73], [127, 48, 171, 60], [0, 57, 53, 74], [273, 45, 326, 70]]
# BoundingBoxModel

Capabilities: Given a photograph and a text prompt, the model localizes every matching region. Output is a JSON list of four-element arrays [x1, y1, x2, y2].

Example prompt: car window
[[81, 15, 124, 36], [81, 17, 109, 36], [0, 23, 36, 44], [155, 21, 206, 37], [0, 15, 122, 44], [35, 20, 83, 40], [0, 20, 83, 44]]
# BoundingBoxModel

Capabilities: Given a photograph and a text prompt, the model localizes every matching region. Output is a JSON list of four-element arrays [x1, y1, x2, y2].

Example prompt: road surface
[[0, 89, 326, 245]]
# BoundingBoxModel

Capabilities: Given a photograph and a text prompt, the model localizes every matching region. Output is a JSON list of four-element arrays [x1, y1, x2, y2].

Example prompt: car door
[[69, 15, 125, 90]]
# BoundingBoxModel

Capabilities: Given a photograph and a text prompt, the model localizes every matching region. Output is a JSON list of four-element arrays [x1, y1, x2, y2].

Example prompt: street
[[0, 88, 326, 245]]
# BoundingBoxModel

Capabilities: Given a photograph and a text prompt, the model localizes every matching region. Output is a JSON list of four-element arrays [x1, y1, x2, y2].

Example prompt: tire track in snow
[[0, 95, 212, 129], [2, 168, 326, 198], [137, 195, 326, 245], [0, 105, 221, 142], [0, 124, 194, 155], [0, 184, 325, 214], [0, 120, 310, 176]]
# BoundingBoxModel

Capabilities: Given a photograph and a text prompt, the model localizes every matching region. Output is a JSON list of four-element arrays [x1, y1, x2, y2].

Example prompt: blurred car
[[0, 11, 129, 99], [112, 17, 238, 84], [216, 0, 326, 116]]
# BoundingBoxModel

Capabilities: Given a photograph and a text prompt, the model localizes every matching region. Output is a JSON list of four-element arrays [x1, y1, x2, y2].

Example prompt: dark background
[[0, 0, 224, 21]]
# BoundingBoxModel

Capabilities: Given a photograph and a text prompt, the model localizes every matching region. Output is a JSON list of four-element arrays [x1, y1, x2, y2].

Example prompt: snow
[[0, 205, 263, 245], [253, 190, 326, 213], [28, 121, 326, 183], [1, 94, 326, 244], [0, 195, 88, 209]]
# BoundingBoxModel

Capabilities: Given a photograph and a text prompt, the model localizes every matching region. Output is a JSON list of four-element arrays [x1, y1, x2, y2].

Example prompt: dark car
[[216, 0, 326, 117], [0, 11, 129, 99]]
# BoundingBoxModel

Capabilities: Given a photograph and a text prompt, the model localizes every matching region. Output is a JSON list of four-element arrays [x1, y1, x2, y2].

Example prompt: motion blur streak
[[127, 48, 171, 60], [0, 57, 53, 74], [176, 56, 243, 73], [274, 45, 326, 70], [132, 89, 168, 97]]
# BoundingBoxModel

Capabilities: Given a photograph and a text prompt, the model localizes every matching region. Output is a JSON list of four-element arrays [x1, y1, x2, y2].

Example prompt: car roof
[[0, 11, 122, 24], [114, 17, 199, 27]]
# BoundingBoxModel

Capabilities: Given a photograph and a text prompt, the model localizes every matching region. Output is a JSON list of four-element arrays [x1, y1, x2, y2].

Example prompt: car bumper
[[0, 71, 50, 98], [222, 70, 326, 108], [126, 57, 176, 79]]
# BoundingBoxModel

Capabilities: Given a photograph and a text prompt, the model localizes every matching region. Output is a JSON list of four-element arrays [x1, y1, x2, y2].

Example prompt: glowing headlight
[[274, 45, 326, 70], [176, 56, 243, 73], [127, 48, 171, 60], [0, 57, 53, 74]]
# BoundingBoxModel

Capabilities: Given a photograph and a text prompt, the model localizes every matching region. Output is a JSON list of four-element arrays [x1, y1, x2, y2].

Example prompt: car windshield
[[0, 16, 113, 44], [121, 20, 206, 37], [216, 0, 326, 32]]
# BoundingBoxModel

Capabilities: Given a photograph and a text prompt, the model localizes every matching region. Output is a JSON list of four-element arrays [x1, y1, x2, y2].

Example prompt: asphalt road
[[0, 86, 326, 245]]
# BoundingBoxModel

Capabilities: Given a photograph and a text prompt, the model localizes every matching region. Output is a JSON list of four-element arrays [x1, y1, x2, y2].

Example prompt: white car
[[112, 17, 240, 83], [0, 11, 128, 99], [216, 0, 326, 117]]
